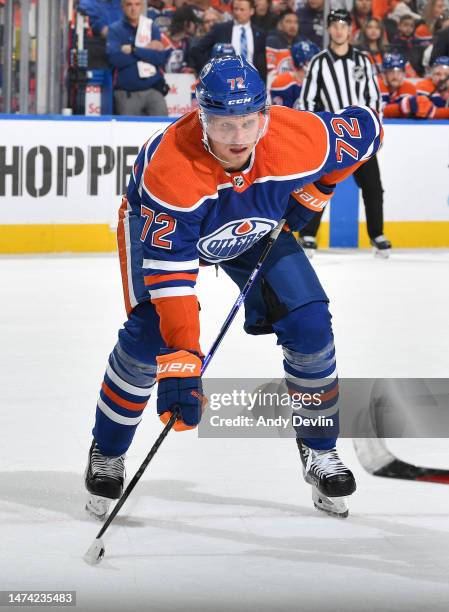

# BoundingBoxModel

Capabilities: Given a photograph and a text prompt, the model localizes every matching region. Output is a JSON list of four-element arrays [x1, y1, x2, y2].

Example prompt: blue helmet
[[211, 43, 236, 58], [196, 55, 267, 116], [291, 40, 320, 69], [432, 55, 449, 67], [382, 52, 406, 71]]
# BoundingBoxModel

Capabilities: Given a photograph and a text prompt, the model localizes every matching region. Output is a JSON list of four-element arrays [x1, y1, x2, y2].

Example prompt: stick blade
[[84, 537, 105, 565]]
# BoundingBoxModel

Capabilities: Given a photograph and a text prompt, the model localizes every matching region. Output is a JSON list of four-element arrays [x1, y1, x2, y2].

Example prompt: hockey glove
[[286, 182, 335, 231], [156, 349, 206, 431], [400, 95, 436, 119]]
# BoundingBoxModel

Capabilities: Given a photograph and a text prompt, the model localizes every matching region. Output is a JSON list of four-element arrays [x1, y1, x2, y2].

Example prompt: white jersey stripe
[[106, 364, 155, 397], [149, 286, 195, 299], [142, 258, 199, 270], [97, 397, 143, 426], [286, 366, 338, 388]]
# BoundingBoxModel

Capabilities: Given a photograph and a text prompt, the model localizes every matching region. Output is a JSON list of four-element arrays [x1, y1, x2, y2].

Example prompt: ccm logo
[[157, 363, 196, 374], [228, 97, 251, 105]]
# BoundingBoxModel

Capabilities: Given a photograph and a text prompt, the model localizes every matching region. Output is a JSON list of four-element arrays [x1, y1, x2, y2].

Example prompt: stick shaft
[[93, 219, 286, 539]]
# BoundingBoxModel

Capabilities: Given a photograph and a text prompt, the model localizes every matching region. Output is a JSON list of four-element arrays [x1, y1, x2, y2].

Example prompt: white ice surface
[[1, 250, 449, 612]]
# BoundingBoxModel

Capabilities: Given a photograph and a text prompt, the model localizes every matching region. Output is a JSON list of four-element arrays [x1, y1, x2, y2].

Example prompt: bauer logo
[[197, 218, 277, 262]]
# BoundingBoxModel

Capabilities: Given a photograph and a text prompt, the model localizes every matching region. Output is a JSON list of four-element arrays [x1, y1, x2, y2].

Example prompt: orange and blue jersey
[[377, 76, 416, 117], [118, 105, 383, 353], [416, 77, 449, 108], [270, 72, 302, 108]]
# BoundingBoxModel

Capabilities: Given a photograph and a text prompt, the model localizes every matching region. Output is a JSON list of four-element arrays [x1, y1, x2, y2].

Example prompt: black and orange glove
[[400, 95, 436, 119]]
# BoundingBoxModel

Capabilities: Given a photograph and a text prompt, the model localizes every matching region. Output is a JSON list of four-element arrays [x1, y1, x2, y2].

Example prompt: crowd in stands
[[76, 0, 449, 117]]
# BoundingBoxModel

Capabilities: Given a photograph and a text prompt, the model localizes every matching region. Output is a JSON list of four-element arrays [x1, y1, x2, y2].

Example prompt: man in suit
[[190, 0, 267, 80]]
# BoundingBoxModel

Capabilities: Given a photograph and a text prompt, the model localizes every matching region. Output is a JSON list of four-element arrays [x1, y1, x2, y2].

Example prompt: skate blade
[[373, 247, 390, 259], [312, 487, 349, 519], [85, 494, 111, 521]]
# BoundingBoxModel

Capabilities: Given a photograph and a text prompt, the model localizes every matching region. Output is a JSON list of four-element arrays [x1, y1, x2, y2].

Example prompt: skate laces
[[306, 448, 349, 478], [91, 444, 125, 480]]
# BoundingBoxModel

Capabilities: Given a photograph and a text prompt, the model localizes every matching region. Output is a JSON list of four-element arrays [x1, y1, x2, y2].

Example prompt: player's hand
[[291, 181, 334, 212], [156, 350, 206, 431], [121, 44, 132, 54], [400, 95, 435, 119]]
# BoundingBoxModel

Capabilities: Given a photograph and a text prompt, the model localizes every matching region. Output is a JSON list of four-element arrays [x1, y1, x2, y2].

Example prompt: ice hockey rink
[[1, 249, 449, 612]]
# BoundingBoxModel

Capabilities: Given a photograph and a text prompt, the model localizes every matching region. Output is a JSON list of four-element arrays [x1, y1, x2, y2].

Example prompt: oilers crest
[[197, 218, 277, 262]]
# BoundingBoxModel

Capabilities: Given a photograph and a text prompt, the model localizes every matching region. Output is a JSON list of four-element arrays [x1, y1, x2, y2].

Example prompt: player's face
[[205, 112, 264, 169], [431, 65, 449, 87], [385, 68, 404, 89], [328, 21, 350, 46]]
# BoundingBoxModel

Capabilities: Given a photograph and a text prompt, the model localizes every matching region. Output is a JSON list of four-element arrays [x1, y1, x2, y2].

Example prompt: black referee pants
[[301, 155, 384, 241]]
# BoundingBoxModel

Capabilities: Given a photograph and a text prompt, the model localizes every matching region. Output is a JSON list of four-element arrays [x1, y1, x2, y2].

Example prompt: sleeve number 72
[[330, 117, 361, 163], [140, 205, 177, 249]]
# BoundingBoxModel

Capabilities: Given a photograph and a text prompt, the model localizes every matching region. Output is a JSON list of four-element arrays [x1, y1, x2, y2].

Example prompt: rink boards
[[0, 115, 448, 253]]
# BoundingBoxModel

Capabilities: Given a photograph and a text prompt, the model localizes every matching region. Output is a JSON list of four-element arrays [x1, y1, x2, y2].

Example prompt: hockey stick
[[84, 219, 286, 565], [353, 438, 449, 485]]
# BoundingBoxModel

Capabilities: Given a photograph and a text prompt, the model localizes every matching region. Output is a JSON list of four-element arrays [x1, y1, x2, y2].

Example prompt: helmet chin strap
[[199, 110, 270, 168]]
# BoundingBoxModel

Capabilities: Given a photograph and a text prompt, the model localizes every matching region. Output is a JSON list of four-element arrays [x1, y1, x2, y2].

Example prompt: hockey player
[[85, 55, 383, 520], [416, 56, 449, 119], [378, 53, 436, 119], [270, 40, 320, 108]]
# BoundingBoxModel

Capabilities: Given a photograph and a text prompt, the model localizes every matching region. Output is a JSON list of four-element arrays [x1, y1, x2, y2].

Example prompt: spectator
[[163, 5, 200, 72], [190, 0, 267, 79], [355, 16, 386, 73], [270, 39, 319, 106], [422, 11, 449, 66], [147, 0, 177, 35], [107, 0, 172, 115], [415, 0, 447, 45], [185, 0, 212, 21], [430, 19, 449, 61], [296, 0, 325, 48], [390, 14, 423, 74], [79, 0, 124, 38], [252, 0, 279, 32], [266, 11, 303, 73], [200, 8, 225, 34], [351, 0, 373, 40], [210, 0, 234, 15], [416, 55, 449, 114]]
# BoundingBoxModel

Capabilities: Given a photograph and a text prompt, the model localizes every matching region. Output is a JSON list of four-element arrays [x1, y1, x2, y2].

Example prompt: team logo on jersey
[[197, 218, 277, 262], [233, 175, 245, 188], [353, 66, 365, 82]]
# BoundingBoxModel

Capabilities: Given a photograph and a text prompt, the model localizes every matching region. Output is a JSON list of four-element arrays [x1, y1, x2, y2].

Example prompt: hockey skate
[[85, 440, 125, 520], [371, 235, 391, 259], [298, 235, 317, 259], [297, 439, 356, 518]]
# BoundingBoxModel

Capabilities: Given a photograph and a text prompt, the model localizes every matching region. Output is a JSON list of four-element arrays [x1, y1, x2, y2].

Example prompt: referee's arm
[[298, 55, 321, 111], [362, 53, 382, 114]]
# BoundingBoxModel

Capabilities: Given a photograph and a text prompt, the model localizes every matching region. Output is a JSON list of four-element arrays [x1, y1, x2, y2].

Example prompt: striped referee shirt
[[298, 46, 381, 114]]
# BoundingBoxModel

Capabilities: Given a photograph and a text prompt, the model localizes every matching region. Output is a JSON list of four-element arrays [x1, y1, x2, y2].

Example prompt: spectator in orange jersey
[[415, 0, 447, 45], [266, 11, 303, 74], [416, 55, 449, 115]]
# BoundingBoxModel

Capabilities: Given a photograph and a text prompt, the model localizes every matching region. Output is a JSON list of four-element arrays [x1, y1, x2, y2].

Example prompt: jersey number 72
[[331, 117, 361, 163], [140, 205, 177, 249]]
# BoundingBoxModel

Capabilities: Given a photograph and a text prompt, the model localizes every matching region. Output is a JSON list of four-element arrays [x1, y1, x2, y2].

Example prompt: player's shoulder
[[416, 78, 433, 93], [262, 106, 330, 176], [271, 72, 296, 89], [400, 80, 417, 95], [143, 111, 219, 213]]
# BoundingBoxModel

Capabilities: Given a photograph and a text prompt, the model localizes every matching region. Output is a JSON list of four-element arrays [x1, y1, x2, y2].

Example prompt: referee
[[298, 8, 391, 258]]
